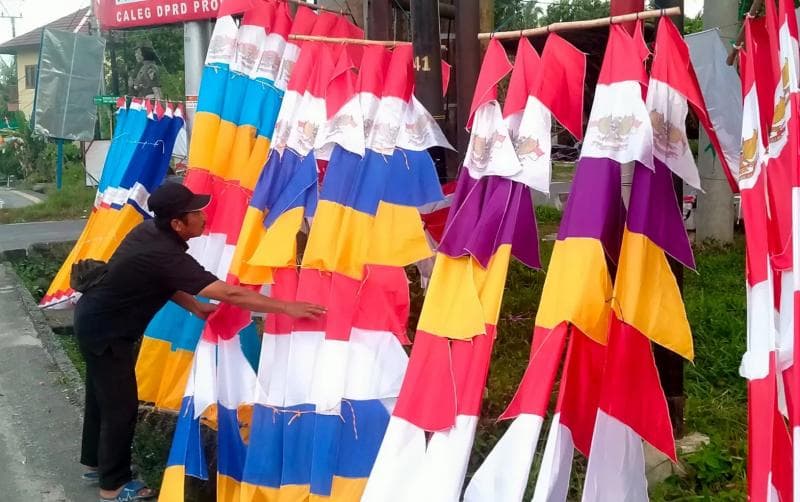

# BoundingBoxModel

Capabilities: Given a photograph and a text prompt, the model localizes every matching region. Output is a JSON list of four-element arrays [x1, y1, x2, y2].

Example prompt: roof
[[0, 7, 92, 54]]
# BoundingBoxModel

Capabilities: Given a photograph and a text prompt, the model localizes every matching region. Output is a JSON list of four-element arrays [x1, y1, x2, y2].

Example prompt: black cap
[[148, 182, 210, 220]]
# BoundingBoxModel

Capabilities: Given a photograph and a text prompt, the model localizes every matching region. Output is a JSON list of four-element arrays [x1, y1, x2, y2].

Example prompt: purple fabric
[[558, 157, 626, 264], [627, 160, 696, 270], [438, 171, 540, 269]]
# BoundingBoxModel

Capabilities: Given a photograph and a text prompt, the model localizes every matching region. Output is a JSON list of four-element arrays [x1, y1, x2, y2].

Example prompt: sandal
[[99, 479, 157, 501], [82, 465, 138, 485]]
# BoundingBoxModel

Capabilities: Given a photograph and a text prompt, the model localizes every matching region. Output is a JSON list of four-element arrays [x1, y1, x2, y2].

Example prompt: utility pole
[[695, 0, 737, 244], [183, 21, 213, 137], [410, 0, 447, 180]]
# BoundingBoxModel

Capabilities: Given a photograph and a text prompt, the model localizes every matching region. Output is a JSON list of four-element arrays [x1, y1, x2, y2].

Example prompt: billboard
[[94, 0, 220, 30], [33, 29, 106, 141]]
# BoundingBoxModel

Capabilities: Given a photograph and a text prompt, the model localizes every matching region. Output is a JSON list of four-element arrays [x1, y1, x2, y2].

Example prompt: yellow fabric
[[227, 124, 258, 182], [248, 206, 304, 269], [614, 230, 694, 360], [535, 238, 612, 346], [238, 477, 367, 502], [135, 337, 193, 411], [210, 120, 238, 178], [367, 202, 434, 267], [417, 245, 512, 340], [44, 204, 143, 301], [157, 465, 185, 502], [188, 112, 220, 169], [217, 473, 243, 502], [242, 137, 272, 191], [303, 201, 372, 279], [229, 207, 274, 285]]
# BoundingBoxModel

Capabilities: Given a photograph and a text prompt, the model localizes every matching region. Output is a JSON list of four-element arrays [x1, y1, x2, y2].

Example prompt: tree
[[543, 0, 611, 24], [494, 0, 546, 30]]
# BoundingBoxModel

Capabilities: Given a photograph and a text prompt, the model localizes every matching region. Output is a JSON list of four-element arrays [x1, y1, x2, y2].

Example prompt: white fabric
[[205, 16, 239, 66], [505, 96, 553, 193], [366, 96, 406, 155], [737, 87, 765, 191], [315, 95, 366, 159], [191, 339, 218, 418], [741, 277, 778, 380], [463, 101, 523, 179], [685, 29, 743, 182], [254, 333, 293, 406], [286, 94, 327, 157], [580, 81, 654, 169], [463, 414, 544, 502], [216, 335, 257, 410], [275, 42, 301, 91], [533, 414, 575, 502], [395, 96, 454, 152], [362, 417, 428, 502], [255, 33, 287, 82], [405, 415, 479, 502], [581, 410, 648, 502], [646, 79, 702, 190], [232, 24, 269, 77]]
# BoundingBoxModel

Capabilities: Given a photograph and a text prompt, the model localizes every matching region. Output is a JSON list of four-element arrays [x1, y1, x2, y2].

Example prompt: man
[[74, 182, 324, 501]]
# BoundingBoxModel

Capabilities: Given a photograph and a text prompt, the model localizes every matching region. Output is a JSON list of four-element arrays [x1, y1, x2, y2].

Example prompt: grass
[[0, 162, 94, 223], [552, 161, 576, 182], [7, 209, 750, 500]]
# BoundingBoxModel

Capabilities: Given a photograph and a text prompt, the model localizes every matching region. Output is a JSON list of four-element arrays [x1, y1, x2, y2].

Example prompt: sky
[[0, 0, 89, 45], [0, 0, 706, 47]]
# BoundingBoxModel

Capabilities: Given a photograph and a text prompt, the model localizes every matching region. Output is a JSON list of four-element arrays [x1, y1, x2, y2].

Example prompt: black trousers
[[78, 338, 139, 491]]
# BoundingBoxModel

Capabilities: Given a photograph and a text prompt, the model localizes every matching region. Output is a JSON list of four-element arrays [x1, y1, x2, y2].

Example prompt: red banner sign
[[94, 0, 220, 30]]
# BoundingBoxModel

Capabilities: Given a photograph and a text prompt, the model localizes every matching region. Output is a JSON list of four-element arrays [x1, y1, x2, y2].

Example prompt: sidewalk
[[0, 263, 95, 501]]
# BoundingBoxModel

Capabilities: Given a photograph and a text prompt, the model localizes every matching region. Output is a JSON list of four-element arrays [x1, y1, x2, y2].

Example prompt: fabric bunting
[[42, 99, 184, 308]]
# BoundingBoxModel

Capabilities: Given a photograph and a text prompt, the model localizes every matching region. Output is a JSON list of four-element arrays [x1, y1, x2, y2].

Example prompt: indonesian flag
[[739, 17, 794, 502]]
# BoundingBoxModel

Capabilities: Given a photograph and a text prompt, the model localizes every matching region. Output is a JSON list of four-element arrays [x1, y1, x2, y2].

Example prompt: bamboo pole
[[726, 0, 764, 66], [477, 6, 681, 40], [288, 34, 412, 46], [285, 0, 344, 14]]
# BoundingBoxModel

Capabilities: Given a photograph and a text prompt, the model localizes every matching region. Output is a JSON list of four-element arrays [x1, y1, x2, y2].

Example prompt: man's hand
[[281, 301, 326, 319], [194, 302, 218, 320]]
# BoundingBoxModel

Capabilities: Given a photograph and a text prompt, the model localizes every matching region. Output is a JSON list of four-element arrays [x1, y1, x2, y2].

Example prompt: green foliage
[[543, 0, 612, 24], [685, 12, 704, 34], [11, 115, 56, 182], [108, 26, 185, 100], [494, 0, 546, 30]]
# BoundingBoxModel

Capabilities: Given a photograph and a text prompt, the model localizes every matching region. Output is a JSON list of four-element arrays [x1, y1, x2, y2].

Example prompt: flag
[[42, 101, 184, 308], [364, 38, 542, 501]]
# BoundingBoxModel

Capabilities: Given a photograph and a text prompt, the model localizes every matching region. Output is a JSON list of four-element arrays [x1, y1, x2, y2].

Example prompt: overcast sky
[[0, 0, 705, 46]]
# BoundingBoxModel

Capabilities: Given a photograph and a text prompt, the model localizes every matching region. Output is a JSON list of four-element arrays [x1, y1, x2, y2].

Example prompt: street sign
[[93, 95, 119, 105], [94, 0, 220, 30]]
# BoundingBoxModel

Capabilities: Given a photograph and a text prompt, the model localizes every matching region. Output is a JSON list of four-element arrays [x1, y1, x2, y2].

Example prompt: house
[[0, 7, 92, 118]]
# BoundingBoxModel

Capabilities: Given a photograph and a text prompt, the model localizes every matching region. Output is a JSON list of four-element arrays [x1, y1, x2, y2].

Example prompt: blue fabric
[[164, 397, 208, 479]]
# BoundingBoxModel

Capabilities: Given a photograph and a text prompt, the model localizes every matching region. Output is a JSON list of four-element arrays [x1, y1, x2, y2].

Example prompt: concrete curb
[[1, 262, 84, 409]]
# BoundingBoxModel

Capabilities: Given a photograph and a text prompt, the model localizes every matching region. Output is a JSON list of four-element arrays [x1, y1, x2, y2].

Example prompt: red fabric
[[751, 17, 781, 149], [382, 45, 415, 102], [264, 267, 299, 336], [556, 329, 606, 456], [393, 327, 496, 431], [324, 272, 361, 341], [502, 38, 539, 119], [597, 24, 648, 87], [325, 50, 357, 119], [599, 317, 676, 461], [748, 354, 778, 502], [270, 1, 293, 37], [357, 46, 391, 96], [293, 268, 330, 333], [352, 266, 411, 344], [467, 38, 513, 129], [289, 5, 319, 37], [536, 34, 586, 140], [499, 323, 568, 420], [242, 0, 274, 29], [204, 178, 252, 244], [202, 285, 259, 342]]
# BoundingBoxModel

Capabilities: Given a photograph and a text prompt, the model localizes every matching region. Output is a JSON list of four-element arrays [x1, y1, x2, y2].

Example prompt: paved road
[[0, 188, 43, 209], [0, 220, 86, 253], [0, 264, 95, 501]]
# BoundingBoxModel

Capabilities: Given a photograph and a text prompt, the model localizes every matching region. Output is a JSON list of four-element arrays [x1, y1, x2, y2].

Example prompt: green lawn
[[8, 213, 749, 500], [0, 162, 94, 224]]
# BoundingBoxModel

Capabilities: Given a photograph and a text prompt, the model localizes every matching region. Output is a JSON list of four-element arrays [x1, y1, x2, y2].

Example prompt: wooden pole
[[653, 0, 686, 439], [410, 0, 447, 180], [288, 34, 411, 46], [457, 0, 480, 171], [367, 0, 392, 39], [726, 0, 764, 65], [477, 6, 681, 39]]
